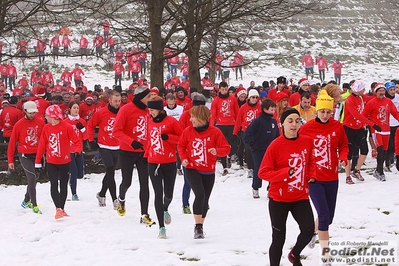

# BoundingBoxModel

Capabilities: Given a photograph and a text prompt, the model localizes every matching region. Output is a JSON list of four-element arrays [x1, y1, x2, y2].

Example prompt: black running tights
[[268, 198, 314, 266], [47, 163, 70, 209]]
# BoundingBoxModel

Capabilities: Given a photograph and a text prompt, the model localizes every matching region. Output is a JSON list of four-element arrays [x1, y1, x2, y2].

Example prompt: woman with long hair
[[64, 101, 87, 201]]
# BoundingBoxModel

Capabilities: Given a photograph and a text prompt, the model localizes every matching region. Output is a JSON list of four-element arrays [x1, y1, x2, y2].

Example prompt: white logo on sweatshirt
[[104, 117, 115, 138], [220, 100, 231, 117], [150, 126, 164, 155], [287, 150, 307, 192], [191, 137, 209, 167], [314, 134, 331, 170], [25, 126, 39, 146], [48, 132, 61, 157], [134, 115, 147, 141]]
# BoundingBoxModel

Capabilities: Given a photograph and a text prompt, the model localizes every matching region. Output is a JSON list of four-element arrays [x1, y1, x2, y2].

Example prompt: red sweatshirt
[[178, 125, 230, 173], [35, 120, 80, 166], [300, 118, 349, 182], [363, 96, 399, 134], [176, 97, 192, 111], [0, 106, 23, 137], [343, 94, 374, 130], [258, 134, 316, 202], [87, 105, 119, 149], [113, 102, 149, 152], [233, 102, 261, 135], [7, 116, 44, 163], [64, 115, 87, 153], [79, 102, 97, 121], [179, 110, 191, 129], [144, 115, 183, 164], [210, 95, 239, 126]]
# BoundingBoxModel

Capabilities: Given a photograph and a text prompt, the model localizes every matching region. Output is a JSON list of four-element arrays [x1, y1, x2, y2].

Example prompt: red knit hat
[[45, 104, 63, 120], [236, 87, 247, 98], [275, 92, 288, 103], [85, 93, 94, 101], [298, 78, 309, 88]]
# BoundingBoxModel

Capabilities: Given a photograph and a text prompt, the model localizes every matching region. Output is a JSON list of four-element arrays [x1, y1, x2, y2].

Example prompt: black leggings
[[185, 168, 215, 218], [268, 198, 314, 266], [149, 162, 177, 228], [216, 125, 236, 168], [99, 148, 119, 200], [47, 163, 70, 209], [119, 151, 149, 215]]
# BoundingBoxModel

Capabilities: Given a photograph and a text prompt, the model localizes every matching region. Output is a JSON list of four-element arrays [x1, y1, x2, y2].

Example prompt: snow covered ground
[[0, 155, 398, 265]]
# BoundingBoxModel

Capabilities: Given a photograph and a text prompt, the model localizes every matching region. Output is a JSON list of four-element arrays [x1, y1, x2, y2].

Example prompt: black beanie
[[192, 99, 206, 106], [134, 88, 150, 101], [280, 108, 300, 124], [147, 100, 164, 110]]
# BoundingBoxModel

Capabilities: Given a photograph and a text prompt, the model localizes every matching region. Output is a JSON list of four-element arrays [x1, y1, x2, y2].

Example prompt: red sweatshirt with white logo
[[343, 94, 374, 130], [144, 115, 183, 164], [363, 96, 399, 134], [87, 105, 119, 149], [300, 118, 349, 182], [233, 102, 261, 135], [210, 95, 239, 126], [258, 134, 316, 202], [7, 116, 44, 163], [178, 125, 230, 173], [113, 102, 149, 152], [35, 120, 80, 165]]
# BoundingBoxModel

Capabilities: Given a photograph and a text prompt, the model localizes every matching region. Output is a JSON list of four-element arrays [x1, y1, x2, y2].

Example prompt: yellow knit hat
[[316, 90, 334, 111]]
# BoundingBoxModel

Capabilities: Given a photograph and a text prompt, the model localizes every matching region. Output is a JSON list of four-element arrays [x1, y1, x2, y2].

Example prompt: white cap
[[248, 89, 259, 98], [23, 101, 38, 113]]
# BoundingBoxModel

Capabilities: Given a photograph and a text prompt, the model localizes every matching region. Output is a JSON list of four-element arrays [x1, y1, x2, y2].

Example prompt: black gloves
[[131, 140, 144, 150], [76, 122, 84, 130], [250, 145, 259, 152], [373, 124, 382, 132], [396, 156, 399, 171], [89, 141, 99, 150], [161, 134, 168, 140]]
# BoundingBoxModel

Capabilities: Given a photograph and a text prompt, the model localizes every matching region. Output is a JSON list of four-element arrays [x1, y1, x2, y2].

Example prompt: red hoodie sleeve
[[233, 107, 243, 135], [258, 140, 291, 183], [35, 126, 47, 166], [87, 111, 100, 142], [214, 127, 231, 157]]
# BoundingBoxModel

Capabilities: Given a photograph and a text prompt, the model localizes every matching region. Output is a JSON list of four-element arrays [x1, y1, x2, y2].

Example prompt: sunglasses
[[250, 96, 259, 99]]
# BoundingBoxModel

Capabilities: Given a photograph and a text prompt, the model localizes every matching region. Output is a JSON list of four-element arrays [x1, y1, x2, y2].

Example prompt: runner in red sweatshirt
[[144, 96, 183, 239], [233, 89, 261, 172], [64, 102, 88, 201], [363, 82, 399, 180], [300, 90, 349, 262], [258, 108, 316, 266], [88, 90, 121, 209], [178, 105, 230, 239], [113, 86, 155, 224], [210, 81, 239, 175], [343, 80, 378, 184], [35, 104, 80, 219], [7, 101, 44, 214]]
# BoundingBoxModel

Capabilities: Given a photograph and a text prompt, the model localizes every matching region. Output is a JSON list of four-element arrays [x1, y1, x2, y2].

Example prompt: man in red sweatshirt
[[113, 86, 155, 225], [210, 81, 239, 176], [8, 101, 44, 214], [363, 82, 399, 181], [88, 90, 121, 209]]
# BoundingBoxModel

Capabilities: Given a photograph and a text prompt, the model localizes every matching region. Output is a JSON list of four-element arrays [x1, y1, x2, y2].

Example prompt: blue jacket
[[244, 112, 280, 152]]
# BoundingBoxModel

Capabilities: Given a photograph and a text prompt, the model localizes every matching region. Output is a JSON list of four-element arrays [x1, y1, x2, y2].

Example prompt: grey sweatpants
[[18, 154, 39, 207]]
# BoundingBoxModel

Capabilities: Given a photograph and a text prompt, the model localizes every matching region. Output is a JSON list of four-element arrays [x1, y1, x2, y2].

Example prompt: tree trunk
[[147, 0, 166, 89]]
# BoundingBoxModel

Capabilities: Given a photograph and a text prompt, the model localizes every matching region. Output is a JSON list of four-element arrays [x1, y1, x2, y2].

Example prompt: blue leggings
[[309, 180, 339, 231]]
